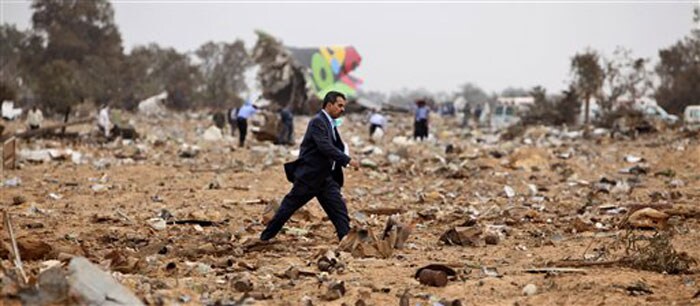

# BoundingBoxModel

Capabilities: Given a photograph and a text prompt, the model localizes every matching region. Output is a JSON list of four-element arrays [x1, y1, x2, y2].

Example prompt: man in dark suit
[[260, 91, 359, 241]]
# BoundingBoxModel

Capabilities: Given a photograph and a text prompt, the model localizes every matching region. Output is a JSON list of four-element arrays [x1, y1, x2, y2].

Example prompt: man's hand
[[349, 159, 360, 169]]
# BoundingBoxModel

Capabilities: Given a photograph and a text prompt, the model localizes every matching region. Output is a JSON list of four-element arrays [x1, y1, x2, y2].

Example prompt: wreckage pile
[[0, 110, 699, 305], [252, 31, 311, 114]]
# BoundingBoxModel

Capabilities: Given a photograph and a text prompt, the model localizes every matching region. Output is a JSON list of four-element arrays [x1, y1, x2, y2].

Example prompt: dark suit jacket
[[284, 111, 351, 187]]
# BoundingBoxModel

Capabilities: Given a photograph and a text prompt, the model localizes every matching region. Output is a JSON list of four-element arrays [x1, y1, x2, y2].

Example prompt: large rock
[[202, 125, 223, 141], [67, 257, 144, 305]]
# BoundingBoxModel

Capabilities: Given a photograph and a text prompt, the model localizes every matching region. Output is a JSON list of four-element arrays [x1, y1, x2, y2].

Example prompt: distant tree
[[35, 60, 82, 113], [18, 33, 45, 96], [459, 83, 490, 106], [623, 56, 653, 105], [0, 83, 17, 103], [654, 7, 700, 115], [0, 25, 45, 104], [195, 40, 251, 109], [122, 44, 168, 100], [521, 86, 550, 125], [570, 50, 604, 125], [600, 47, 654, 115], [357, 90, 386, 104], [559, 86, 581, 125], [30, 0, 124, 112], [0, 25, 25, 101], [31, 0, 122, 62], [387, 88, 433, 108], [521, 85, 580, 127], [600, 49, 625, 113], [122, 44, 200, 110], [500, 87, 529, 97]]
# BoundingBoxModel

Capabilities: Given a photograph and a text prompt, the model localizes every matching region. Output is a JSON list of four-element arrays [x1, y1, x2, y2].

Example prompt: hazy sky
[[1, 0, 697, 95]]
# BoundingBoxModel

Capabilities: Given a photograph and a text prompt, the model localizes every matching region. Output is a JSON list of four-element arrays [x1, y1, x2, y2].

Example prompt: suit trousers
[[260, 176, 350, 241]]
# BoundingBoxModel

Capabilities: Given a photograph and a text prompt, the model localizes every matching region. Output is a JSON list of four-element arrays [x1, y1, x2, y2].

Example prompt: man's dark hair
[[323, 91, 346, 108]]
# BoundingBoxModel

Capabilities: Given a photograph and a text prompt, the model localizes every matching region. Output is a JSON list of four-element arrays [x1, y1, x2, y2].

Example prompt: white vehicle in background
[[636, 103, 678, 125], [491, 104, 520, 130], [491, 96, 534, 130], [684, 105, 700, 130], [642, 105, 678, 124]]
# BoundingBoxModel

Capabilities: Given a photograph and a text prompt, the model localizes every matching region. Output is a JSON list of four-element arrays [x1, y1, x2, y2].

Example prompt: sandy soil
[[1, 112, 698, 305]]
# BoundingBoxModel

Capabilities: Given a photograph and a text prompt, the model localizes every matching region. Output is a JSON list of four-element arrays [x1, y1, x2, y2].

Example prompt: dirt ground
[[1, 111, 699, 305]]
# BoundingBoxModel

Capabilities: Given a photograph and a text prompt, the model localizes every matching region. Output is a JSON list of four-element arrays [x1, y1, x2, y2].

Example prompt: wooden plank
[[3, 211, 28, 285], [9, 118, 93, 140], [3, 137, 16, 170], [524, 267, 588, 274]]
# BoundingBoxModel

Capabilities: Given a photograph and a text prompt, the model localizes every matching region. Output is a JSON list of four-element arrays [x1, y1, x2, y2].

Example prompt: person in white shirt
[[368, 110, 387, 138], [27, 106, 44, 130], [97, 105, 113, 138]]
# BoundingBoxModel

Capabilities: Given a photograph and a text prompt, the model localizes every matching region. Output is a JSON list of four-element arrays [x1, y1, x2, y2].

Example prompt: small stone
[[417, 269, 448, 287], [318, 260, 332, 272], [284, 266, 300, 280], [300, 295, 314, 306], [360, 159, 378, 169], [147, 218, 167, 231], [3, 177, 21, 187], [504, 185, 515, 198], [208, 178, 222, 190], [91, 184, 108, 193], [624, 155, 643, 163], [628, 208, 669, 229], [522, 283, 537, 296], [195, 263, 211, 275], [399, 289, 410, 306], [233, 278, 253, 292], [322, 281, 346, 301], [484, 233, 500, 245], [387, 154, 401, 164], [12, 195, 26, 205], [669, 179, 685, 188]]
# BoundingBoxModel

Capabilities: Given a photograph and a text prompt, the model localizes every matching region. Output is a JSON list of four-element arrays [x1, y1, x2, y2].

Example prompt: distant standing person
[[473, 104, 483, 128], [278, 106, 294, 145], [368, 109, 387, 138], [27, 106, 44, 130], [414, 100, 429, 140], [260, 91, 360, 242], [236, 100, 258, 147], [461, 104, 471, 128], [228, 106, 239, 136], [97, 104, 113, 138]]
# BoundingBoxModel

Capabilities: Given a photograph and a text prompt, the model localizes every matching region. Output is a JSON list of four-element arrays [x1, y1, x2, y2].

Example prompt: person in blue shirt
[[414, 100, 430, 140], [236, 99, 258, 147]]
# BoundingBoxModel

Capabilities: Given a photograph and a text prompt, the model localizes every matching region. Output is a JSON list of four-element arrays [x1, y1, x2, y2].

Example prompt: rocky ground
[[1, 111, 699, 305]]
